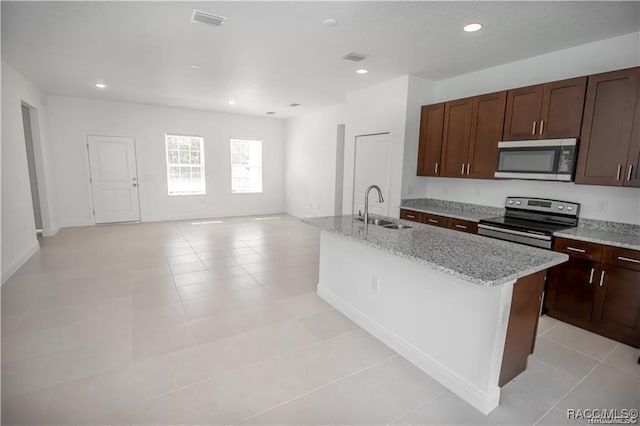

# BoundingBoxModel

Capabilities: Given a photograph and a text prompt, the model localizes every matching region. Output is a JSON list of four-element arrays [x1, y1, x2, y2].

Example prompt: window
[[231, 139, 262, 193], [165, 134, 206, 195]]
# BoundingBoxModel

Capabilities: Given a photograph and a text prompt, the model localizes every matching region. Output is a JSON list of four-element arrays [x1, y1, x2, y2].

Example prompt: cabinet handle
[[428, 219, 439, 224], [434, 162, 439, 174], [461, 164, 465, 175], [616, 164, 622, 180], [618, 256, 640, 264], [455, 224, 467, 229], [588, 267, 594, 284], [531, 121, 537, 135], [566, 247, 586, 253], [466, 163, 470, 175], [599, 270, 605, 287], [406, 214, 416, 219], [627, 165, 633, 181], [539, 120, 544, 135]]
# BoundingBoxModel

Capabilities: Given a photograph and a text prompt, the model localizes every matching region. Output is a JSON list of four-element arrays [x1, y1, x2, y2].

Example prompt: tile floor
[[1, 215, 638, 425]]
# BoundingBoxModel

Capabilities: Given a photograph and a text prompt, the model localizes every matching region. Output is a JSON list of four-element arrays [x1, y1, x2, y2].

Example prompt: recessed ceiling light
[[95, 82, 107, 89], [228, 100, 236, 105], [191, 64, 201, 69], [463, 23, 483, 32], [356, 69, 368, 74], [266, 111, 276, 115], [289, 103, 301, 107], [323, 18, 337, 27]]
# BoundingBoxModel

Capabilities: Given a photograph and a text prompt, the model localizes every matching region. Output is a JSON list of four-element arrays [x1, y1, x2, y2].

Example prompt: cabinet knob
[[539, 120, 544, 135], [628, 165, 634, 181], [599, 270, 606, 287], [588, 267, 594, 284], [461, 164, 465, 175], [616, 164, 622, 180], [434, 162, 439, 175], [531, 121, 537, 135]]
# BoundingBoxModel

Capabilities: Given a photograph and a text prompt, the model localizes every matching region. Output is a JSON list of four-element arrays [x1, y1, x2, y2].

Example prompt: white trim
[[59, 219, 95, 228], [1, 241, 39, 285], [317, 284, 500, 414], [43, 224, 61, 237]]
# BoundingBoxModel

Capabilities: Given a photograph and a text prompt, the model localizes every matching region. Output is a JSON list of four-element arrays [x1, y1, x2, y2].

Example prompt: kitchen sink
[[382, 223, 413, 230], [353, 216, 412, 230]]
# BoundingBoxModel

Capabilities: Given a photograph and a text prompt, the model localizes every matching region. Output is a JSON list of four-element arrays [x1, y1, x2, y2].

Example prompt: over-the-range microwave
[[494, 138, 578, 182]]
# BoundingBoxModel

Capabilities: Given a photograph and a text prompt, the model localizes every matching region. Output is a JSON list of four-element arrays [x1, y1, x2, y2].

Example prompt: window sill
[[168, 192, 207, 196]]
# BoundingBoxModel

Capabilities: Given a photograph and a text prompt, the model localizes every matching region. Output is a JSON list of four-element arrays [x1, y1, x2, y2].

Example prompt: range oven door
[[494, 139, 577, 181], [477, 223, 553, 249]]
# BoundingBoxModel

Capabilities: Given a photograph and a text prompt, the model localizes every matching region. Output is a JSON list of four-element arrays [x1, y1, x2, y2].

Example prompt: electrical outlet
[[407, 185, 414, 195], [597, 201, 608, 212], [371, 275, 380, 291], [443, 186, 449, 196]]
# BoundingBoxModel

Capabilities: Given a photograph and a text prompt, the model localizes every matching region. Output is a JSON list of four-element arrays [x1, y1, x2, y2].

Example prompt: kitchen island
[[303, 215, 568, 414]]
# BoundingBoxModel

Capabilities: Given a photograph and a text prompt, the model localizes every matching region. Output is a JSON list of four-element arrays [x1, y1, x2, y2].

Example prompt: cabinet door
[[624, 80, 640, 187], [545, 258, 598, 325], [417, 104, 445, 176], [503, 85, 543, 140], [575, 67, 640, 186], [592, 266, 640, 347], [441, 98, 473, 177], [467, 91, 507, 179], [539, 77, 587, 139]]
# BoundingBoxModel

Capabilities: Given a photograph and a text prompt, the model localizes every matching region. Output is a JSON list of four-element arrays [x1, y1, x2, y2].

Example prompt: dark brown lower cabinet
[[546, 258, 598, 323], [592, 265, 640, 346], [399, 209, 477, 234], [545, 240, 640, 348]]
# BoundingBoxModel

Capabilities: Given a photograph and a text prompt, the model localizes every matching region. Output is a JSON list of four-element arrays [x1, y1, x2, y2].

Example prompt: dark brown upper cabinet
[[441, 98, 474, 177], [503, 77, 587, 141], [575, 67, 640, 187], [467, 91, 507, 178], [440, 92, 506, 179], [417, 103, 445, 176]]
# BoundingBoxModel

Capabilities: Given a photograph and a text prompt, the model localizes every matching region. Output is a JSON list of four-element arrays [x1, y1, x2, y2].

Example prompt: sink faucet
[[364, 185, 384, 230]]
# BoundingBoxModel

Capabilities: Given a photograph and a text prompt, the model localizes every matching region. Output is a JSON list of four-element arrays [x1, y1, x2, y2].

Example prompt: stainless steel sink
[[353, 216, 412, 230], [382, 223, 413, 230]]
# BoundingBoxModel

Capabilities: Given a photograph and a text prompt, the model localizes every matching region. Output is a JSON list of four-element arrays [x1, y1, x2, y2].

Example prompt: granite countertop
[[303, 215, 568, 287], [400, 198, 503, 222], [554, 219, 640, 251]]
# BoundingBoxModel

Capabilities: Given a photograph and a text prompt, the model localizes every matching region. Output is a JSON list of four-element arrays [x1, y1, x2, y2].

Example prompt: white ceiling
[[2, 1, 639, 118]]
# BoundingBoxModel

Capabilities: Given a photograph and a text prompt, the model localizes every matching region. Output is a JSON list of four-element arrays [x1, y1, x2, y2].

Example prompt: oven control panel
[[505, 197, 580, 217]]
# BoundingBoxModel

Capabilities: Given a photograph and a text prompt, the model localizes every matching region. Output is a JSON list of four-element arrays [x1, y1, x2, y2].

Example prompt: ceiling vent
[[289, 103, 301, 107], [266, 111, 276, 115], [191, 9, 226, 26], [341, 51, 368, 62]]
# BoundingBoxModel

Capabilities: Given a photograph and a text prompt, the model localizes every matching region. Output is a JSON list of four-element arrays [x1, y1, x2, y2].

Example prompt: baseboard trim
[[1, 241, 40, 285], [317, 284, 500, 415]]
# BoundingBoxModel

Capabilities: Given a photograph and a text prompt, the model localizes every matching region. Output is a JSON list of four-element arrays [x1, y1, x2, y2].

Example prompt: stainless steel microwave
[[494, 138, 578, 182]]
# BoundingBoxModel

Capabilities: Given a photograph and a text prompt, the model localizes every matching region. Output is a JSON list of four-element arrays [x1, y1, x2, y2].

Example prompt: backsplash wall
[[424, 178, 640, 225]]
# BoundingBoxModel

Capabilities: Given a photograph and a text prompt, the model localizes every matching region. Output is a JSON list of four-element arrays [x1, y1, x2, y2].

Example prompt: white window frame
[[230, 138, 263, 194], [165, 133, 206, 196]]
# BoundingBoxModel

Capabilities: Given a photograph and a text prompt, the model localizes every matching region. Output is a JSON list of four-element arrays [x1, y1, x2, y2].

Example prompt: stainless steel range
[[478, 197, 580, 249]]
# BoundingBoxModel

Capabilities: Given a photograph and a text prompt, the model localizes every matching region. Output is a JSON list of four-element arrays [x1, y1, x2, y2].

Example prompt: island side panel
[[316, 231, 515, 414], [498, 270, 546, 386]]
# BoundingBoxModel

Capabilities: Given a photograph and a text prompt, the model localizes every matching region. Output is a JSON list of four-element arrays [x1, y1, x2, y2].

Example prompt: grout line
[[532, 342, 619, 426], [385, 389, 447, 426], [537, 334, 613, 363], [232, 354, 400, 425]]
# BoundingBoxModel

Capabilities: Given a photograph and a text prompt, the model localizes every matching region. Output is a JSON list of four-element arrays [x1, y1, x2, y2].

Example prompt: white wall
[[284, 105, 345, 218], [47, 96, 286, 226], [342, 76, 410, 216], [1, 62, 58, 282], [408, 32, 640, 224], [401, 76, 437, 200]]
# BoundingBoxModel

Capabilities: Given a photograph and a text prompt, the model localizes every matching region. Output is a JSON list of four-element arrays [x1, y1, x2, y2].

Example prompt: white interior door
[[87, 135, 140, 223], [352, 133, 391, 216]]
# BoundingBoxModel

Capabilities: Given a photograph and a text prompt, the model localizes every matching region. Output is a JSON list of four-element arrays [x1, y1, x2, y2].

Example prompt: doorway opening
[[21, 104, 44, 237], [352, 133, 391, 216]]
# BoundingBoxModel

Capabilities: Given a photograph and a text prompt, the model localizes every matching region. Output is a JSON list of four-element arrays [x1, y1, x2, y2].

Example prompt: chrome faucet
[[364, 185, 384, 230]]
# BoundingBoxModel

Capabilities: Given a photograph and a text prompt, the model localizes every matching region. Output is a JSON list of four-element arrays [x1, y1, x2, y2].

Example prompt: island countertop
[[303, 215, 568, 287]]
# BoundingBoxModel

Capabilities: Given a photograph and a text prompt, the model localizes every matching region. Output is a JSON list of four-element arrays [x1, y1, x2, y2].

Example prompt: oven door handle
[[477, 224, 552, 241]]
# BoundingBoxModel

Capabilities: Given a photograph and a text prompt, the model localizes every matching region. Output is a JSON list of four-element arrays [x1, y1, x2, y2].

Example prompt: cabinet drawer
[[553, 237, 605, 262], [399, 209, 423, 223], [422, 213, 450, 228], [607, 247, 640, 271], [449, 218, 478, 234]]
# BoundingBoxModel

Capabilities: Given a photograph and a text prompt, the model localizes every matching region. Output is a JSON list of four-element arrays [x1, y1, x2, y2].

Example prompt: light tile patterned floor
[[1, 215, 638, 425]]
